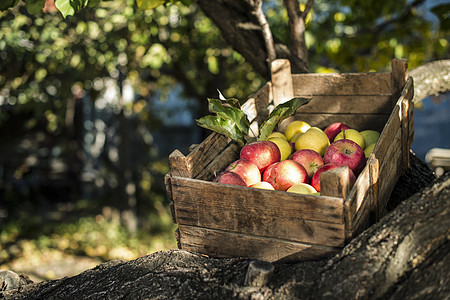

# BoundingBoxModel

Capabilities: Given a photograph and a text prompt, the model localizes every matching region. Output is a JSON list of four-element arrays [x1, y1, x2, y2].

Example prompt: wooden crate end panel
[[194, 142, 240, 181], [171, 176, 345, 224], [178, 225, 341, 263], [292, 73, 392, 96]]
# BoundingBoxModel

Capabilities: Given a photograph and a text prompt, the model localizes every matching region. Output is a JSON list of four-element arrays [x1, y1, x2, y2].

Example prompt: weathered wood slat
[[177, 225, 341, 262], [169, 132, 231, 178], [291, 95, 393, 114], [400, 77, 414, 173], [170, 176, 344, 225], [292, 73, 392, 96], [320, 166, 352, 199], [372, 104, 401, 164], [377, 129, 403, 215], [194, 142, 240, 181], [344, 162, 371, 233], [271, 59, 294, 106]]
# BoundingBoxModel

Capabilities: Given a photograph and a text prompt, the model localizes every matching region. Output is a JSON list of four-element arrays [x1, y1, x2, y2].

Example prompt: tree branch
[[410, 59, 450, 103], [283, 0, 311, 65], [251, 0, 276, 66]]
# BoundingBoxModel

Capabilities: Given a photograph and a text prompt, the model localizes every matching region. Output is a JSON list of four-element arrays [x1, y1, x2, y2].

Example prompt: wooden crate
[[164, 59, 414, 262]]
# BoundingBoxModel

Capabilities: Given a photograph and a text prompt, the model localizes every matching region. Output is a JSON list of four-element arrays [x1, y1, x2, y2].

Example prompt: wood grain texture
[[178, 225, 341, 262], [271, 59, 294, 106], [292, 73, 392, 96]]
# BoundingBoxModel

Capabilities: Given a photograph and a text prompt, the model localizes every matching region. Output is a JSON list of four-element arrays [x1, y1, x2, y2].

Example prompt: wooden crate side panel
[[344, 163, 371, 233], [279, 113, 390, 133], [178, 225, 341, 263], [194, 142, 240, 181], [372, 104, 401, 164], [377, 129, 403, 214], [170, 176, 344, 224], [292, 95, 393, 114], [292, 73, 392, 96]]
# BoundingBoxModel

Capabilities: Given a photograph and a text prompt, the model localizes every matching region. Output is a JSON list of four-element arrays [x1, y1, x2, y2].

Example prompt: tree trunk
[[197, 0, 309, 78], [409, 59, 450, 103], [2, 153, 447, 300]]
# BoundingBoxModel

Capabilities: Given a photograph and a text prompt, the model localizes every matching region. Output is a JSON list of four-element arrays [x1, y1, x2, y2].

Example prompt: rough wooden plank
[[194, 142, 240, 181], [271, 59, 294, 106], [164, 173, 177, 224], [320, 166, 351, 199], [344, 162, 371, 234], [290, 95, 393, 114], [368, 157, 380, 222], [391, 58, 408, 106], [184, 132, 232, 179], [377, 129, 403, 215], [168, 149, 192, 178], [292, 73, 392, 96], [372, 104, 401, 164], [177, 225, 341, 262], [399, 77, 414, 173], [171, 177, 346, 247], [170, 176, 344, 225]]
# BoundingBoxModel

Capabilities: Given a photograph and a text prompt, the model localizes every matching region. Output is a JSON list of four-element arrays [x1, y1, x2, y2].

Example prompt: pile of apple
[[214, 121, 380, 195]]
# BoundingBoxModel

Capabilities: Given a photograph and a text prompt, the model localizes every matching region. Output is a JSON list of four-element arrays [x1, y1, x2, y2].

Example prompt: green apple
[[284, 120, 311, 141], [360, 130, 380, 148], [294, 127, 330, 156], [364, 143, 376, 158], [334, 129, 366, 149]]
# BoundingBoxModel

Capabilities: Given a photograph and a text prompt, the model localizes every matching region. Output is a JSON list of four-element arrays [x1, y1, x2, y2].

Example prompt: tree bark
[[197, 0, 309, 78], [409, 59, 450, 103], [2, 153, 447, 300]]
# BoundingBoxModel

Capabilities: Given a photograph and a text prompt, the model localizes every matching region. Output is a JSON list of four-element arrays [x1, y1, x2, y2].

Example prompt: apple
[[294, 127, 330, 156], [284, 120, 311, 141], [267, 131, 287, 140], [262, 160, 308, 191], [290, 149, 324, 181], [240, 141, 281, 173], [225, 159, 261, 187], [214, 171, 247, 186], [324, 122, 351, 142], [323, 139, 366, 176], [268, 137, 292, 161], [286, 183, 317, 195], [360, 130, 380, 148], [250, 181, 275, 190], [334, 129, 366, 149], [364, 143, 376, 158], [311, 163, 356, 192]]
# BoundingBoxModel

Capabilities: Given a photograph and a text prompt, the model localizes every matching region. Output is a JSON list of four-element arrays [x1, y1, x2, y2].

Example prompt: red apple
[[240, 141, 281, 173], [324, 122, 351, 142], [213, 171, 247, 186], [290, 149, 324, 182], [225, 159, 261, 187], [262, 160, 308, 191], [323, 139, 366, 176], [311, 163, 356, 192]]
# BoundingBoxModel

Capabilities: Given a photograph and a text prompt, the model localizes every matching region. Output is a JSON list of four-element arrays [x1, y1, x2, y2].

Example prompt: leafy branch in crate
[[195, 92, 311, 146]]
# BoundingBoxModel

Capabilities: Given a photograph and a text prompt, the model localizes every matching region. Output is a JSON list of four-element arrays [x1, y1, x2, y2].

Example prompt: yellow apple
[[360, 130, 380, 148], [290, 132, 303, 144], [268, 137, 292, 161], [334, 129, 366, 149], [250, 181, 275, 190], [294, 127, 330, 156], [267, 131, 287, 140], [287, 183, 317, 194], [284, 120, 311, 141]]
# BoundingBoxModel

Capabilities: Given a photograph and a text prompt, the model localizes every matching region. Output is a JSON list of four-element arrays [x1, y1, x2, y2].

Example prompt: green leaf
[[431, 4, 450, 31], [25, 0, 45, 14], [195, 115, 246, 146], [258, 97, 311, 141], [86, 0, 101, 8], [207, 98, 249, 135], [55, 0, 85, 18], [136, 0, 167, 9], [0, 0, 19, 11]]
